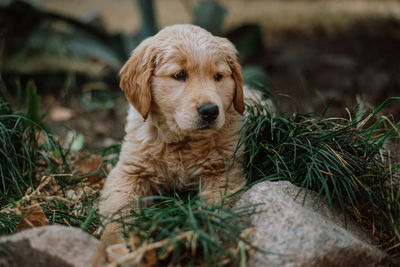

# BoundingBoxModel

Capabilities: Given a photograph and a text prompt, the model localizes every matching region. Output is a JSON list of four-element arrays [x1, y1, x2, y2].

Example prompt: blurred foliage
[[0, 0, 132, 96], [242, 65, 272, 97], [193, 0, 227, 36], [225, 24, 264, 61], [137, 0, 157, 38], [0, 0, 266, 98], [0, 1, 126, 69], [25, 81, 41, 124]]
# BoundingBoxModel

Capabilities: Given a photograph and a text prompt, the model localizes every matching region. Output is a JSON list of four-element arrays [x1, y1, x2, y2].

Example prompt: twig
[[111, 231, 195, 266]]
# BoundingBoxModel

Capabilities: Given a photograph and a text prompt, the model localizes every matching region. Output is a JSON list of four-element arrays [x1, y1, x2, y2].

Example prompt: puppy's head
[[120, 24, 244, 134]]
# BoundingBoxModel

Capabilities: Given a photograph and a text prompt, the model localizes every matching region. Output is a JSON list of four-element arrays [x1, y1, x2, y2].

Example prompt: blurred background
[[1, 0, 399, 149]]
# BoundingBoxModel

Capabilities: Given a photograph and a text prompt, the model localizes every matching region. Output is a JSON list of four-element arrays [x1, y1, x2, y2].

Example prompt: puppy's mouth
[[197, 121, 216, 130], [199, 125, 212, 130]]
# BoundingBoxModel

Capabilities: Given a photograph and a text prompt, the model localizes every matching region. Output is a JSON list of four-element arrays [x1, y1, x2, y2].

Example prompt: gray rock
[[0, 225, 102, 267], [235, 181, 387, 267]]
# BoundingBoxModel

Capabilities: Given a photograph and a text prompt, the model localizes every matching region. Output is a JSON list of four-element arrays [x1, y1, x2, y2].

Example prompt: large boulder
[[235, 181, 387, 267], [0, 225, 102, 267]]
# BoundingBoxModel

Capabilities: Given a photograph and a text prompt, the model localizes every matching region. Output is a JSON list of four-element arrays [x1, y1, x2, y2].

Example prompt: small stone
[[0, 225, 104, 267]]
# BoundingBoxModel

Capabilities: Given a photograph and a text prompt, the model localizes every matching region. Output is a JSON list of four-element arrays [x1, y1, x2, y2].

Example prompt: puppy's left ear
[[228, 58, 245, 115], [218, 37, 245, 115]]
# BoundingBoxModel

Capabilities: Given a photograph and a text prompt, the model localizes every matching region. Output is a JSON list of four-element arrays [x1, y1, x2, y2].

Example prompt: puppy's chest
[[156, 142, 229, 183]]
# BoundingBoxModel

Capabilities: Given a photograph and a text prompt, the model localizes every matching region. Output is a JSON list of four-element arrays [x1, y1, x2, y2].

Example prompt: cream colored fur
[[99, 25, 247, 225]]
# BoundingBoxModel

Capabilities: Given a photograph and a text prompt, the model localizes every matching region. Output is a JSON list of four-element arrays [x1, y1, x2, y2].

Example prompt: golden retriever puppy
[[99, 24, 246, 224]]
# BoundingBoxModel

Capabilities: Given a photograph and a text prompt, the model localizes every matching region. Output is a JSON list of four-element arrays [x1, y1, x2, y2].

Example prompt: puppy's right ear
[[119, 38, 156, 120]]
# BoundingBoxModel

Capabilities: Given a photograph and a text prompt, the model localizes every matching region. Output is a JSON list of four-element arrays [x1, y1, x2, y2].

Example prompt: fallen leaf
[[102, 232, 131, 264], [49, 106, 74, 121], [75, 155, 104, 183], [16, 200, 49, 231], [145, 250, 157, 266]]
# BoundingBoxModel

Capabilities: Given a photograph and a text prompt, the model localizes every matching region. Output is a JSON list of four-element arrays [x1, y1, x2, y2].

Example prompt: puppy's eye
[[214, 73, 223, 82], [171, 70, 187, 81]]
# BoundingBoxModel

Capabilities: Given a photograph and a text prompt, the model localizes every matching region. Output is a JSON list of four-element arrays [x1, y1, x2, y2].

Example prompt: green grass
[[0, 95, 66, 204], [239, 97, 400, 252], [104, 194, 256, 266], [0, 82, 104, 236]]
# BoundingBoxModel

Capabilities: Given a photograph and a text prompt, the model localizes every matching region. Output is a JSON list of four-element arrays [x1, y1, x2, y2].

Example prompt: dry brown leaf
[[102, 232, 131, 264], [75, 155, 104, 183], [144, 250, 157, 266], [96, 180, 105, 190], [16, 200, 49, 231]]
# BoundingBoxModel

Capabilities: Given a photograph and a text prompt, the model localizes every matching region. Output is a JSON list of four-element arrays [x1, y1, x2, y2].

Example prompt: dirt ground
[[37, 0, 400, 150]]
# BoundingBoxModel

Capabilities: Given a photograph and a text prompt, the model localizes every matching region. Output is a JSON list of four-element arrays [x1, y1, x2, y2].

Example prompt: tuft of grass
[[0, 89, 68, 206], [239, 97, 400, 254], [0, 82, 105, 236], [103, 193, 256, 266]]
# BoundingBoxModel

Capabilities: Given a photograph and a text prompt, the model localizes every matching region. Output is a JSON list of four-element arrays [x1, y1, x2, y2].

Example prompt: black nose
[[197, 103, 219, 122]]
